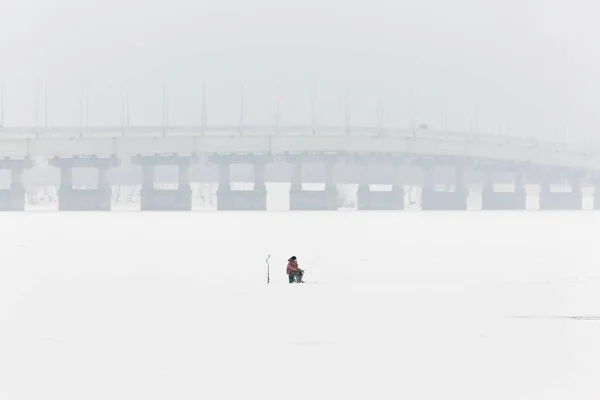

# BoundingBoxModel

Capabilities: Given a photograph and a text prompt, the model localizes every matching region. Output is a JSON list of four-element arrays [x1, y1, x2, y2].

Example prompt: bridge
[[0, 125, 598, 211]]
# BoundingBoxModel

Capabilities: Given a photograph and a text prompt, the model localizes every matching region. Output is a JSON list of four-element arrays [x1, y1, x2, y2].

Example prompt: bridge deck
[[0, 126, 596, 172]]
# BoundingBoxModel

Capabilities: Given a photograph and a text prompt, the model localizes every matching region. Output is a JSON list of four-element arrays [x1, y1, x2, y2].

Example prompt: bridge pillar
[[133, 154, 196, 211], [538, 172, 582, 210], [179, 163, 191, 191], [50, 156, 120, 211], [420, 162, 468, 210], [481, 167, 527, 210], [289, 154, 338, 211], [255, 162, 267, 192], [96, 166, 112, 210], [141, 164, 155, 207], [592, 174, 600, 210], [291, 161, 302, 191], [0, 158, 34, 211], [324, 160, 337, 209], [210, 154, 270, 211], [391, 160, 406, 209], [356, 164, 370, 210], [356, 157, 405, 210], [218, 162, 231, 190]]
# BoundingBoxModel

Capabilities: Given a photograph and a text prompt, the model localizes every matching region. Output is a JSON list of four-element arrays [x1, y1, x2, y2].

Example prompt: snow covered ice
[[1, 211, 600, 399]]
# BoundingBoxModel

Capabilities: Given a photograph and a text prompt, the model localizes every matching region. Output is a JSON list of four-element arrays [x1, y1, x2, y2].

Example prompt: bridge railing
[[0, 125, 596, 155]]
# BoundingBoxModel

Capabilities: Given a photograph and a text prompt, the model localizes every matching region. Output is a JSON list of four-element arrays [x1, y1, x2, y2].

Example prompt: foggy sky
[[1, 0, 598, 142]]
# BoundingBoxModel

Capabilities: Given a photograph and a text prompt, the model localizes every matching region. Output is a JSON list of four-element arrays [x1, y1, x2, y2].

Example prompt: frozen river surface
[[0, 211, 599, 399]]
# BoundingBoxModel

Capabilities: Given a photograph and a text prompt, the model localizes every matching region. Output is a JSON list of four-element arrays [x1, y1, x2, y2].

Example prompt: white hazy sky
[[0, 0, 598, 141]]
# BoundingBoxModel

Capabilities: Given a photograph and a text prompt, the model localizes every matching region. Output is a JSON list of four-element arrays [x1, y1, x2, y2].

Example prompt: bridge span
[[0, 125, 598, 211]]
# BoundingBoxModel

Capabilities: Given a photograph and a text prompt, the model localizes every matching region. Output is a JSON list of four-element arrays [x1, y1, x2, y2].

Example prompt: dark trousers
[[288, 270, 304, 283]]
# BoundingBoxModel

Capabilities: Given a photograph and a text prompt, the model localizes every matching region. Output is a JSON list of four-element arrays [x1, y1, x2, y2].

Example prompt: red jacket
[[286, 260, 300, 275]]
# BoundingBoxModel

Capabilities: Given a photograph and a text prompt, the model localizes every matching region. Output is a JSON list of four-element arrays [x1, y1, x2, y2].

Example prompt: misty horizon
[[1, 0, 599, 142]]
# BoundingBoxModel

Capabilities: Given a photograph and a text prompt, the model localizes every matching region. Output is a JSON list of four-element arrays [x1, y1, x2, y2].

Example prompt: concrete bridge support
[[210, 154, 270, 211], [593, 175, 600, 210], [0, 158, 35, 211], [133, 154, 195, 211], [420, 163, 468, 210], [538, 174, 582, 210], [356, 158, 404, 210], [288, 155, 338, 210], [481, 168, 526, 210], [49, 156, 120, 211]]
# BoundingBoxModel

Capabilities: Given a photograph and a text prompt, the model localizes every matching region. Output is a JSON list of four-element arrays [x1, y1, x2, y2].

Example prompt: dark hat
[[289, 256, 297, 261]]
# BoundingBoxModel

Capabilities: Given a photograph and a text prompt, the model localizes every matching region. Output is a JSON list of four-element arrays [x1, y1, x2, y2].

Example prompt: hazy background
[[1, 0, 598, 141]]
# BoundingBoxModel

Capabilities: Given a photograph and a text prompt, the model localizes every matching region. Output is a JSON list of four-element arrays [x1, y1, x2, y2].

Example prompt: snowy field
[[1, 212, 600, 399]]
